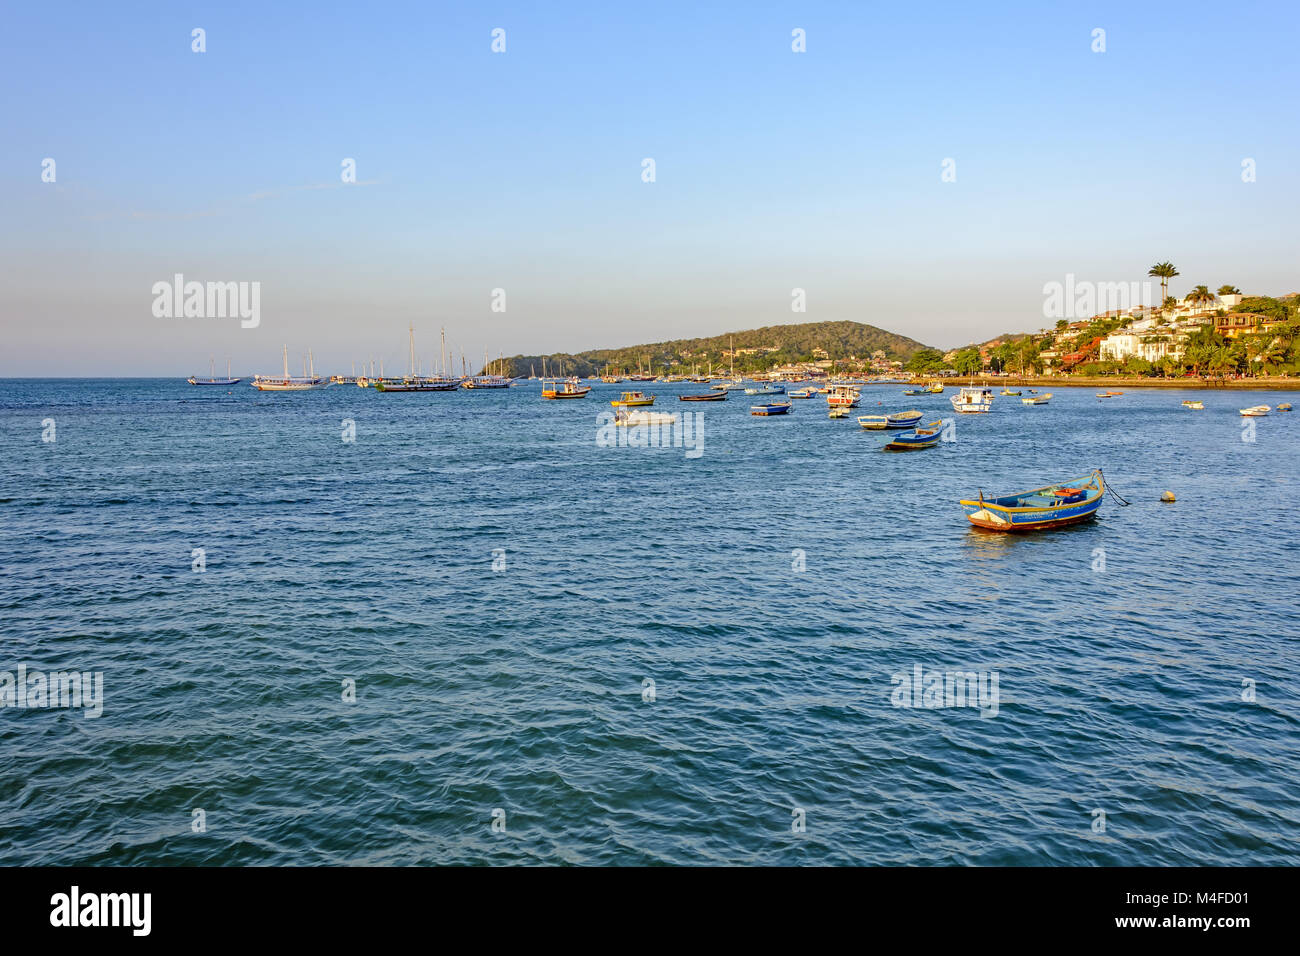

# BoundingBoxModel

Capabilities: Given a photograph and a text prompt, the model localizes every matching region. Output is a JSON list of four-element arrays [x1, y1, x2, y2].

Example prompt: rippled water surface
[[1, 379, 1298, 865]]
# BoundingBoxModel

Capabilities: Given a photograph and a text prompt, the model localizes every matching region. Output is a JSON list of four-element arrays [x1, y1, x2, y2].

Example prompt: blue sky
[[2, 0, 1297, 374]]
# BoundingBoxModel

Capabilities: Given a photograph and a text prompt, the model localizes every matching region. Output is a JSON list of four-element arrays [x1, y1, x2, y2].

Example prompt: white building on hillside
[[1100, 329, 1187, 363]]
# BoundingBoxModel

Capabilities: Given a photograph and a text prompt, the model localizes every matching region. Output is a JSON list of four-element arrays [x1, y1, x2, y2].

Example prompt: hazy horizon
[[3, 0, 1297, 376]]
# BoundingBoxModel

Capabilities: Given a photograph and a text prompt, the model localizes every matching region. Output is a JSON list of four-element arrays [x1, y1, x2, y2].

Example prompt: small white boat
[[826, 385, 861, 408], [614, 409, 677, 426], [1182, 400, 1204, 410], [951, 386, 993, 413], [1022, 393, 1052, 406], [1240, 405, 1269, 417]]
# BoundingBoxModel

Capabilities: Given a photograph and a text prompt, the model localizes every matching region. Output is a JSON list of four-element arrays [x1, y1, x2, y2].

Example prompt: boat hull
[[959, 470, 1105, 533], [885, 434, 941, 450], [375, 381, 460, 392], [963, 506, 1100, 532], [251, 380, 327, 391]]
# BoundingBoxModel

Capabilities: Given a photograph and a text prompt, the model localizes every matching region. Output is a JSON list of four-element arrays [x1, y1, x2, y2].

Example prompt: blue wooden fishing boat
[[745, 385, 786, 395], [959, 470, 1105, 532], [858, 409, 923, 430], [751, 402, 792, 416], [884, 421, 943, 450]]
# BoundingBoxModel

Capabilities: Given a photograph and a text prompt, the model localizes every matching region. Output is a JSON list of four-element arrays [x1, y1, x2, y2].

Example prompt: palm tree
[[1187, 284, 1215, 314], [1217, 284, 1240, 296], [1148, 261, 1180, 308]]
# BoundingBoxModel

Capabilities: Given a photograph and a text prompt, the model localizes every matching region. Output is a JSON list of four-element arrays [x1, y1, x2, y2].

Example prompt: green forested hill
[[492, 321, 936, 377]]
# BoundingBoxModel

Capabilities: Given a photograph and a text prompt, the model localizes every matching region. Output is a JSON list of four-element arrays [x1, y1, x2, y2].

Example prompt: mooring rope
[[1099, 468, 1130, 506]]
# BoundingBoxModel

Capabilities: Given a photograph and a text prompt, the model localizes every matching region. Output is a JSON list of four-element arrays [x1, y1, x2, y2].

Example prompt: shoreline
[[947, 376, 1300, 391]]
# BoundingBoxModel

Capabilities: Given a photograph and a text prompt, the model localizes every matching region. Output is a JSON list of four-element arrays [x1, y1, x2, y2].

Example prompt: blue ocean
[[1, 379, 1297, 864]]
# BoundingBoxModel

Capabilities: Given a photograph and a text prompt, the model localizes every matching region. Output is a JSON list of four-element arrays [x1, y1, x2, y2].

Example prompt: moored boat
[[1000, 388, 1021, 396], [375, 377, 461, 392], [925, 382, 945, 393], [751, 402, 792, 416], [542, 379, 591, 399], [788, 388, 817, 399], [1022, 393, 1052, 405], [960, 470, 1106, 532], [252, 346, 328, 390], [188, 357, 240, 386], [679, 391, 726, 401], [1278, 403, 1293, 412], [611, 390, 655, 407], [826, 385, 861, 408], [462, 375, 512, 389], [950, 386, 993, 413], [884, 420, 944, 450], [1240, 405, 1269, 417], [858, 409, 923, 430], [745, 385, 785, 395], [613, 409, 677, 426], [828, 407, 849, 418]]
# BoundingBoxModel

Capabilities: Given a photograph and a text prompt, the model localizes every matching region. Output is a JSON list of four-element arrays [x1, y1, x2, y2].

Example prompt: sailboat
[[251, 346, 328, 390], [188, 357, 240, 386], [375, 326, 461, 391], [720, 335, 745, 390], [462, 348, 513, 389]]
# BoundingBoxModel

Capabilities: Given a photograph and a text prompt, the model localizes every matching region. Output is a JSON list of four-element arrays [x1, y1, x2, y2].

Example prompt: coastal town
[[482, 264, 1300, 387]]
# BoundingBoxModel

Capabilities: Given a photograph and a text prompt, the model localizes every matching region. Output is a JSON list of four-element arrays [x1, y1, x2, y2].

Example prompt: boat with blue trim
[[960, 470, 1105, 532], [884, 421, 944, 450], [751, 402, 792, 416], [858, 409, 923, 430]]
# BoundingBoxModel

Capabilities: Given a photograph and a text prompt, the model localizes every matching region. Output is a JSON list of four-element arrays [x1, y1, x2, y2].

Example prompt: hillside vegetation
[[492, 321, 935, 377]]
